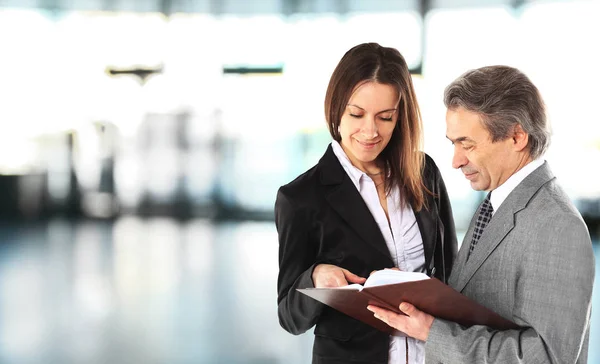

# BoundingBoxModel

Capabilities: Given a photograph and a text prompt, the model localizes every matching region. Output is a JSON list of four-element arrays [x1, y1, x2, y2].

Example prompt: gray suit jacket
[[425, 162, 595, 363]]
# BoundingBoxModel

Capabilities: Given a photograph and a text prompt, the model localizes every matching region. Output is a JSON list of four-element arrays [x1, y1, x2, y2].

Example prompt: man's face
[[446, 107, 517, 191]]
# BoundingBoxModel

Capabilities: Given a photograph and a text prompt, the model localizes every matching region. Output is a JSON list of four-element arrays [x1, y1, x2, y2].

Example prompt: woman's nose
[[360, 117, 379, 139]]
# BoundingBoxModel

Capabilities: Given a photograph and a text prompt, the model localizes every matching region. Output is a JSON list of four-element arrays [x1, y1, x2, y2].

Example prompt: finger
[[366, 305, 387, 316], [398, 302, 417, 316], [367, 305, 391, 324], [342, 269, 367, 283]]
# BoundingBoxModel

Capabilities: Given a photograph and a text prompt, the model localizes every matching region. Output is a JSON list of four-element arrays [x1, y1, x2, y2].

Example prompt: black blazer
[[275, 145, 457, 364]]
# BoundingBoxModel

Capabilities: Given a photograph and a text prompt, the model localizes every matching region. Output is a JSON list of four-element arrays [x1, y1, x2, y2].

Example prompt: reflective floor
[[0, 218, 598, 364]]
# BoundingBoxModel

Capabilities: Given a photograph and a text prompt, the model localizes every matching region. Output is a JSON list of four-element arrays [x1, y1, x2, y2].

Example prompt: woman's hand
[[312, 264, 366, 288]]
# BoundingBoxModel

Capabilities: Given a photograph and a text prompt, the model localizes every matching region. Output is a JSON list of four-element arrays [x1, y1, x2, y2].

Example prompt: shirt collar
[[331, 140, 367, 190], [489, 158, 544, 215]]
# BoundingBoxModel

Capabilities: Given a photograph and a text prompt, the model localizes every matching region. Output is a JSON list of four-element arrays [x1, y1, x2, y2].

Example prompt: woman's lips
[[356, 140, 380, 149]]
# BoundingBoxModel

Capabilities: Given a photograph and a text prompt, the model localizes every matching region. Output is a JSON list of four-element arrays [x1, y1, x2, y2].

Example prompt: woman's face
[[338, 81, 399, 171]]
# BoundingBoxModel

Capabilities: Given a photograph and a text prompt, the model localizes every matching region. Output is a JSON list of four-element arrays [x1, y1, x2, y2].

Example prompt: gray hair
[[444, 65, 550, 159]]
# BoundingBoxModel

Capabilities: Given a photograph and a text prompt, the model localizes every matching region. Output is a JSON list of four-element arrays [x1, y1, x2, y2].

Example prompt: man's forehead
[[446, 107, 483, 122], [446, 109, 488, 137]]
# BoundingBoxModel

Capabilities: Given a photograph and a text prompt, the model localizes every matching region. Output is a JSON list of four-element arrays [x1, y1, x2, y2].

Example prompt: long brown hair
[[324, 42, 427, 211]]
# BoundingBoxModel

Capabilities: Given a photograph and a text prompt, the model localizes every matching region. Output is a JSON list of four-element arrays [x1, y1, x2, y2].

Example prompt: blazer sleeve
[[275, 187, 324, 335], [425, 214, 595, 364]]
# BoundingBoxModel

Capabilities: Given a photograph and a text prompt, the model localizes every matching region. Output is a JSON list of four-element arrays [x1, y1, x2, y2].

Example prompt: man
[[367, 65, 595, 363]]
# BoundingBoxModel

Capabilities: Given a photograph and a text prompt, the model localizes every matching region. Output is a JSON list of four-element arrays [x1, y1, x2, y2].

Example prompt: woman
[[275, 42, 457, 364]]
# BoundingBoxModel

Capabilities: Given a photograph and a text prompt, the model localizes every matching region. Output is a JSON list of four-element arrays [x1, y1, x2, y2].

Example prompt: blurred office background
[[0, 0, 599, 363]]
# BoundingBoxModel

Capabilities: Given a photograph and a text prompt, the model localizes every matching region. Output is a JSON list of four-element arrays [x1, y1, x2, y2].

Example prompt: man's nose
[[452, 146, 467, 169]]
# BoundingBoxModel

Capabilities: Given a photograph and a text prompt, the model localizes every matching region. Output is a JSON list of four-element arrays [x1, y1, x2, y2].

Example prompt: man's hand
[[312, 264, 366, 288], [367, 302, 434, 341]]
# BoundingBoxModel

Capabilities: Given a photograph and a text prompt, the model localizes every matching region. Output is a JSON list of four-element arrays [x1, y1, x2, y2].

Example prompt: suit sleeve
[[275, 187, 324, 335], [432, 160, 458, 281], [425, 214, 595, 364]]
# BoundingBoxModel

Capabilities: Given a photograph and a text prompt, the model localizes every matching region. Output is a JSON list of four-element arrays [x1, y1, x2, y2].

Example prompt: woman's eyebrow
[[347, 104, 365, 110], [347, 104, 397, 113]]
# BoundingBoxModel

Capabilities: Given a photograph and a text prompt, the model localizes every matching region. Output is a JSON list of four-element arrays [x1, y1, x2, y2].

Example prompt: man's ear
[[512, 124, 529, 152]]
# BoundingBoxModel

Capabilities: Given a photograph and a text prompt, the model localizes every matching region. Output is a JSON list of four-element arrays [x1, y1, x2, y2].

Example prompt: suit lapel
[[453, 206, 516, 292], [319, 145, 390, 258], [448, 213, 477, 288], [453, 162, 555, 292]]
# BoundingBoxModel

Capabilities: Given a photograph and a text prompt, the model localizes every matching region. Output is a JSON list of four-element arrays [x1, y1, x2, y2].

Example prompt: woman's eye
[[349, 114, 362, 118], [380, 116, 393, 121]]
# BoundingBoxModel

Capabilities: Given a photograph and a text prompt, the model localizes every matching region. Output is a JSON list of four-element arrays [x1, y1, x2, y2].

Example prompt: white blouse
[[331, 141, 426, 364]]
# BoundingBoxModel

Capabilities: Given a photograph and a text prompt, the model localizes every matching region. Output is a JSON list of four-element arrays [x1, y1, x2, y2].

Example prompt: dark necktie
[[467, 193, 493, 260]]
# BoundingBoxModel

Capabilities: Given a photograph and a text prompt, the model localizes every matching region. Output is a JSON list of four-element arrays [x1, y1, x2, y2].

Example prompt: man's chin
[[470, 181, 485, 191]]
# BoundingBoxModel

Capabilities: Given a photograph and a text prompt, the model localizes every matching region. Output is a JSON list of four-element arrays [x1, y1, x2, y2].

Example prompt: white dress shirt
[[489, 159, 545, 215], [332, 141, 426, 364]]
